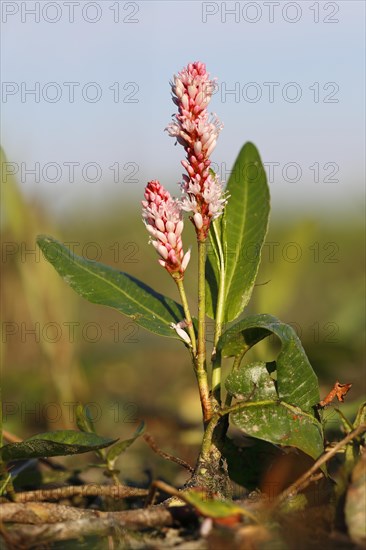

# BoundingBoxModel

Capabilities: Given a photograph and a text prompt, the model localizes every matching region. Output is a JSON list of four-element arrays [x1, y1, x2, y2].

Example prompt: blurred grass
[[1, 150, 365, 484]]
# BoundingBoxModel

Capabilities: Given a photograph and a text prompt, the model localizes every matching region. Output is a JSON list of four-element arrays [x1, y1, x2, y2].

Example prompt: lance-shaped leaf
[[205, 218, 222, 319], [107, 422, 145, 467], [37, 235, 186, 339], [206, 143, 270, 322], [0, 431, 116, 461], [219, 314, 320, 412]]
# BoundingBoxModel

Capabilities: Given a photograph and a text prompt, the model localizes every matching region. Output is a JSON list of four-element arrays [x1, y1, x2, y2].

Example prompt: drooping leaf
[[37, 235, 186, 339], [220, 314, 320, 412], [225, 399, 324, 462], [181, 489, 256, 522], [106, 422, 145, 466], [206, 143, 270, 322], [221, 315, 324, 462], [0, 431, 116, 461]]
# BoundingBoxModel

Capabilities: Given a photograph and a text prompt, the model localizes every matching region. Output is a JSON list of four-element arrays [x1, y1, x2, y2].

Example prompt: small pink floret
[[142, 180, 190, 277]]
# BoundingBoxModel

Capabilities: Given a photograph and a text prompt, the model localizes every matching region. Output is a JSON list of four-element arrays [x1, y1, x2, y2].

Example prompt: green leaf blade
[[226, 361, 278, 402], [222, 143, 270, 323], [220, 314, 320, 412], [37, 235, 185, 338], [230, 401, 324, 462], [0, 431, 116, 461], [106, 422, 145, 465], [221, 314, 324, 462]]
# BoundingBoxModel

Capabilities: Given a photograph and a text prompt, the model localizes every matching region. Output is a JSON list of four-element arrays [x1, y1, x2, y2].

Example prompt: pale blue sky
[[1, 0, 365, 221]]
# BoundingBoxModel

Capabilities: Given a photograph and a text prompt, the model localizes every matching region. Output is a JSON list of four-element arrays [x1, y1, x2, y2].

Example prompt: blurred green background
[[1, 147, 364, 487]]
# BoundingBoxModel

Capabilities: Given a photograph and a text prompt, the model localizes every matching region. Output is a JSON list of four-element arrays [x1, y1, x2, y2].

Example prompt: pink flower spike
[[165, 62, 226, 238], [142, 180, 189, 278]]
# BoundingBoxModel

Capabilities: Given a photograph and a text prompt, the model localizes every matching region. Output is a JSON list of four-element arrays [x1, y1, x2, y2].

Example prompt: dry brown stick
[[0, 501, 173, 526], [13, 484, 148, 503], [0, 505, 174, 548], [2, 430, 22, 443], [0, 502, 98, 523], [143, 433, 194, 472], [275, 422, 366, 506], [1, 519, 115, 549]]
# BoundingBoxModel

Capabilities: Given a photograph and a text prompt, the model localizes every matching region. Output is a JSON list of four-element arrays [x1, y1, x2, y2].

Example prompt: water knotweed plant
[[15, 61, 342, 495]]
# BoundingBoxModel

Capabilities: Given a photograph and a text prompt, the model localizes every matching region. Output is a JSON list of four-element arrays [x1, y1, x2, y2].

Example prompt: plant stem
[[0, 461, 16, 501], [175, 278, 197, 354], [200, 399, 278, 461], [211, 354, 221, 405], [197, 238, 211, 423], [200, 412, 221, 458]]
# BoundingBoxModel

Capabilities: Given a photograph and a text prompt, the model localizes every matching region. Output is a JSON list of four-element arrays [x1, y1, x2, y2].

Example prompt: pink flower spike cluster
[[142, 180, 191, 278], [166, 61, 227, 238]]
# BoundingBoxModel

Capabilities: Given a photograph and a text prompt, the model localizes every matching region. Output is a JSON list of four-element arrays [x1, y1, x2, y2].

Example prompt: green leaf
[[220, 314, 320, 412], [37, 235, 186, 338], [0, 431, 116, 461], [221, 315, 324, 462], [226, 399, 324, 463], [205, 217, 223, 319], [181, 489, 256, 521], [206, 143, 270, 322], [106, 422, 145, 466], [353, 402, 366, 429], [226, 361, 277, 402], [75, 403, 95, 433]]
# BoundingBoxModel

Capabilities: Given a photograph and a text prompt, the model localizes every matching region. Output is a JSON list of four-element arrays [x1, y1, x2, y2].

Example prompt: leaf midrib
[[45, 238, 176, 329], [224, 175, 249, 303]]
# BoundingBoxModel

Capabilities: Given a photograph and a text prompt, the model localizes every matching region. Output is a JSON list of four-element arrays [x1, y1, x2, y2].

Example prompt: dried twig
[[143, 433, 194, 472], [2, 430, 22, 444], [0, 501, 172, 525], [0, 504, 174, 548], [0, 502, 98, 523], [2, 519, 116, 549], [275, 422, 366, 506], [12, 484, 148, 503]]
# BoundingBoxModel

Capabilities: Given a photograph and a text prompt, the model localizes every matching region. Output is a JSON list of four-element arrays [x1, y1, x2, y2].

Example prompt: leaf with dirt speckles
[[220, 314, 320, 412], [0, 431, 117, 461], [228, 400, 324, 462], [222, 315, 324, 462]]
